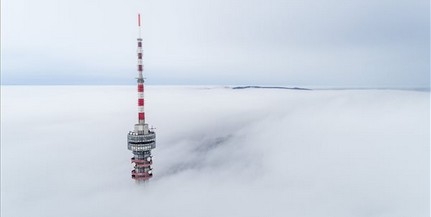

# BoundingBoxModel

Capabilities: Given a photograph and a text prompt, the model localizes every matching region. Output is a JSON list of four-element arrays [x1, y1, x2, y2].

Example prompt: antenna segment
[[138, 13, 142, 37]]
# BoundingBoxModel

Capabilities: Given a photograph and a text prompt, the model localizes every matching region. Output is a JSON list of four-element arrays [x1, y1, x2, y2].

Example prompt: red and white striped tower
[[137, 13, 145, 125], [127, 13, 156, 183]]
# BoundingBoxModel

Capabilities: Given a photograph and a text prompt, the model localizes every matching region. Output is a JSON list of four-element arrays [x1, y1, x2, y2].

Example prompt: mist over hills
[[1, 85, 429, 217]]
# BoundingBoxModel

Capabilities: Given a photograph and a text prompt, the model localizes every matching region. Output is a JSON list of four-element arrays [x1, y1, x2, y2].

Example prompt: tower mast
[[127, 13, 156, 183]]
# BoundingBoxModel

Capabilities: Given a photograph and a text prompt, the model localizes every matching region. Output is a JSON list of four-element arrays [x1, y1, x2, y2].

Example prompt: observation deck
[[127, 131, 156, 151]]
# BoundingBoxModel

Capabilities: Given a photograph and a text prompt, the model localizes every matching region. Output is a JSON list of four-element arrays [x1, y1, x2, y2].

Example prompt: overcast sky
[[1, 0, 430, 87]]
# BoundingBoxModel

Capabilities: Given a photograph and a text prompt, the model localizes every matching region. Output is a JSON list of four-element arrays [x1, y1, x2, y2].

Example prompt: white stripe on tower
[[137, 13, 145, 124]]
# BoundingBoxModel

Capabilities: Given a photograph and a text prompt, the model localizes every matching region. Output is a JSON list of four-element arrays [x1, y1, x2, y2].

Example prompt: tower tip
[[138, 13, 141, 27]]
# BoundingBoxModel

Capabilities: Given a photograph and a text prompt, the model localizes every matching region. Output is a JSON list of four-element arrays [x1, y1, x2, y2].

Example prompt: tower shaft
[[137, 38, 145, 124]]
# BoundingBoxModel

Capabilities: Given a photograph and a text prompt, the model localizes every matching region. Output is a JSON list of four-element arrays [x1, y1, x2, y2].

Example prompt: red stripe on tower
[[138, 99, 144, 106], [138, 112, 145, 120], [138, 84, 144, 92]]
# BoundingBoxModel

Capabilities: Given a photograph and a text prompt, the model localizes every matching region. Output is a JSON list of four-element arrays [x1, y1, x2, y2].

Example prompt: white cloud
[[1, 86, 429, 217]]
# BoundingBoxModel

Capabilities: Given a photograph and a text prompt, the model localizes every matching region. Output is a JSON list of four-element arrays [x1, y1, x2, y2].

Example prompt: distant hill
[[232, 86, 311, 90]]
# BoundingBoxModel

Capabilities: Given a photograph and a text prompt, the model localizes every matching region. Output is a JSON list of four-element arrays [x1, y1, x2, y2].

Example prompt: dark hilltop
[[232, 86, 311, 90]]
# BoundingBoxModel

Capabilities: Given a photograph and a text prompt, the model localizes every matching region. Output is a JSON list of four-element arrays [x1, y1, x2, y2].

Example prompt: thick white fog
[[1, 86, 429, 217]]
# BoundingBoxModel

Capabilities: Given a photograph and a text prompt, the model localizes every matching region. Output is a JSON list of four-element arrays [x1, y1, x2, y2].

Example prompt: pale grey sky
[[1, 0, 429, 87]]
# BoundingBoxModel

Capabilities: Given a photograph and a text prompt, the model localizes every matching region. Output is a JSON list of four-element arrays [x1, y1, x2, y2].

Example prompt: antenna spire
[[138, 13, 142, 38]]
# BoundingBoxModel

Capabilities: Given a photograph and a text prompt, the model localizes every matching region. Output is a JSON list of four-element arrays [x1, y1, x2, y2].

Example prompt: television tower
[[127, 13, 156, 183]]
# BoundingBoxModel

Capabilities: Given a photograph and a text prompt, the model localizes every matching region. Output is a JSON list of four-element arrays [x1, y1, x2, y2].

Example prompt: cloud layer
[[1, 86, 429, 217]]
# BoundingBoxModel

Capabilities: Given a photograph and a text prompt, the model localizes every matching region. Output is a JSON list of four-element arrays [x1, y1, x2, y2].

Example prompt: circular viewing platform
[[127, 131, 156, 151]]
